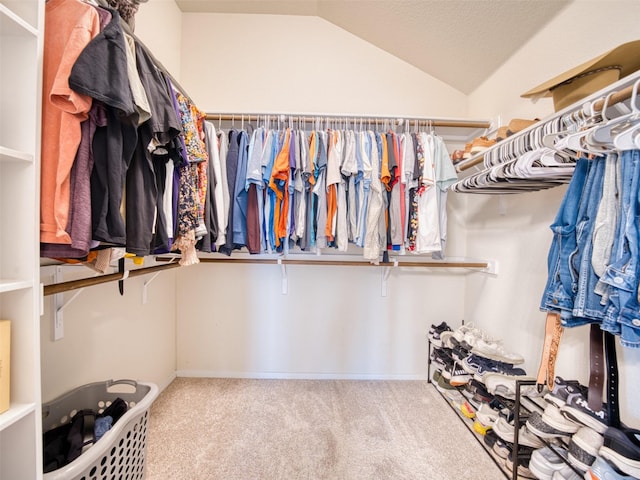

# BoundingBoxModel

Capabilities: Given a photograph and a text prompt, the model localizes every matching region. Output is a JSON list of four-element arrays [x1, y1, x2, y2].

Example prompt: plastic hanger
[[612, 78, 640, 150], [559, 102, 610, 154], [587, 79, 640, 150]]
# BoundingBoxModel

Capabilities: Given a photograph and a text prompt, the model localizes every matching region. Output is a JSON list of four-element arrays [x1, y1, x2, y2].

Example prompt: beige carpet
[[145, 378, 505, 480]]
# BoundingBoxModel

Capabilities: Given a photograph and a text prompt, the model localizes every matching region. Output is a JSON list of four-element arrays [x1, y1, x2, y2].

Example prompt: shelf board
[[0, 145, 33, 163], [0, 4, 38, 37], [0, 402, 36, 432], [0, 278, 33, 293]]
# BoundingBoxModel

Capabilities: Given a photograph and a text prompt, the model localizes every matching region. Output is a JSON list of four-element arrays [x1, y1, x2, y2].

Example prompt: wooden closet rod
[[205, 113, 490, 130], [43, 262, 181, 296], [592, 82, 635, 112], [196, 257, 489, 269]]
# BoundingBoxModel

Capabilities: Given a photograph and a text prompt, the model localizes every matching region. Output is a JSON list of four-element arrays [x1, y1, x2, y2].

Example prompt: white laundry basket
[[42, 379, 159, 480]]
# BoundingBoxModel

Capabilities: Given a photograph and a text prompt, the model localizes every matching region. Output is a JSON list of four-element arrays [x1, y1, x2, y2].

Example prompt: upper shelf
[[0, 3, 38, 36], [452, 69, 640, 191], [0, 145, 34, 163]]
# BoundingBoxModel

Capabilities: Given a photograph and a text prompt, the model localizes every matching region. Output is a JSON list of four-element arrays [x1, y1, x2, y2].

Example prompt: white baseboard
[[176, 370, 427, 381], [157, 371, 177, 393]]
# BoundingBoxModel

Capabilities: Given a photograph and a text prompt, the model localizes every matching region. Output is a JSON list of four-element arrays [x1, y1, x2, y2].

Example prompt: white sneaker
[[529, 446, 571, 479], [493, 417, 544, 448], [542, 404, 581, 434], [471, 338, 525, 365]]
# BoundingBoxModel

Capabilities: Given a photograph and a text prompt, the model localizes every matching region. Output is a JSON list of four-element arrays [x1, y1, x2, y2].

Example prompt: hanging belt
[[588, 324, 604, 412], [604, 330, 620, 428], [536, 312, 563, 391]]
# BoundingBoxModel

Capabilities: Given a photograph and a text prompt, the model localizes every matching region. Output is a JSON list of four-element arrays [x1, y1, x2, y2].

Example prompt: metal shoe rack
[[427, 338, 585, 480]]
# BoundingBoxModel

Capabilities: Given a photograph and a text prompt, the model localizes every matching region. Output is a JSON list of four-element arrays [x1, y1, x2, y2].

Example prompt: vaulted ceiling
[[175, 0, 573, 94]]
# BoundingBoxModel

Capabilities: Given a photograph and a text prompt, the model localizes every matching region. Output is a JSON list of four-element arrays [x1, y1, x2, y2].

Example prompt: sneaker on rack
[[551, 470, 583, 480], [460, 354, 487, 375], [430, 346, 454, 372], [541, 404, 582, 435], [526, 410, 573, 440], [484, 429, 499, 449], [505, 450, 537, 479], [587, 457, 637, 480], [473, 419, 492, 435], [483, 373, 536, 399], [451, 323, 493, 348], [443, 388, 465, 409], [428, 321, 449, 337], [529, 446, 573, 480], [544, 377, 587, 408], [493, 417, 545, 448], [460, 400, 476, 419], [598, 426, 640, 478], [475, 402, 502, 428], [434, 374, 458, 395], [560, 394, 609, 434], [493, 438, 512, 459], [568, 426, 602, 472], [441, 360, 472, 387], [428, 322, 452, 347], [471, 338, 525, 365]]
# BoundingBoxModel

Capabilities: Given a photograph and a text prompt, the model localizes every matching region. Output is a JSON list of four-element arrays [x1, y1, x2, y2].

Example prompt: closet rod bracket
[[381, 259, 398, 297], [51, 267, 96, 341], [277, 258, 288, 295], [476, 260, 499, 276], [142, 272, 162, 305]]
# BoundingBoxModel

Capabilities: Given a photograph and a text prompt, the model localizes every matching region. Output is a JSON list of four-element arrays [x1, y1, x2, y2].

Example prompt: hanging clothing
[[68, 8, 138, 246], [41, 0, 101, 245]]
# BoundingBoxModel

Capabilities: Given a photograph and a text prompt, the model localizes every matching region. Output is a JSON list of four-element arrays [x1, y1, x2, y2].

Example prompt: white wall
[[134, 0, 183, 81], [179, 12, 467, 116], [40, 267, 177, 402], [466, 0, 640, 426], [177, 263, 465, 379]]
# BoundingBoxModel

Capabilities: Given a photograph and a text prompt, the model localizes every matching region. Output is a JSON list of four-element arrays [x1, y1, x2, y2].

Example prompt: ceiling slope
[[175, 0, 573, 93]]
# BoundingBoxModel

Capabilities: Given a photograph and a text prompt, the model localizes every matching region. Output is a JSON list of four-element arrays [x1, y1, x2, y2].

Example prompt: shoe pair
[[560, 393, 609, 434], [427, 321, 451, 347], [483, 372, 539, 399], [568, 426, 603, 472], [471, 337, 525, 365], [493, 416, 545, 449], [505, 448, 536, 479], [599, 426, 640, 478], [461, 354, 527, 382], [544, 376, 588, 408], [587, 457, 637, 479], [529, 446, 578, 480]]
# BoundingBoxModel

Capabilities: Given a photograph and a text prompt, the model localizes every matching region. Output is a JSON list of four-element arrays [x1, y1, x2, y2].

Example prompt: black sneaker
[[484, 429, 499, 449], [441, 361, 471, 386], [544, 376, 587, 408], [599, 426, 640, 478], [560, 393, 609, 434], [428, 322, 452, 347]]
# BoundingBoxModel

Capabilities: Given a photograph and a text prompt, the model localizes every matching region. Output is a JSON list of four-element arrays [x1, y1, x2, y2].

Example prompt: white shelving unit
[[0, 0, 43, 478]]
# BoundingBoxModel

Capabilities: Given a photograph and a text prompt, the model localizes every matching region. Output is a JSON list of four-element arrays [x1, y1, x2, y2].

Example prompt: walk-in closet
[[2, 1, 640, 479]]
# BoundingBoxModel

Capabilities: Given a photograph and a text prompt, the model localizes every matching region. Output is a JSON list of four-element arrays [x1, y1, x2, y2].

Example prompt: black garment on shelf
[[69, 8, 138, 246]]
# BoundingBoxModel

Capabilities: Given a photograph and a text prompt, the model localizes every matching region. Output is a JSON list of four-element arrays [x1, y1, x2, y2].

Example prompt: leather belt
[[604, 330, 620, 428], [536, 312, 563, 391], [588, 324, 604, 412]]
